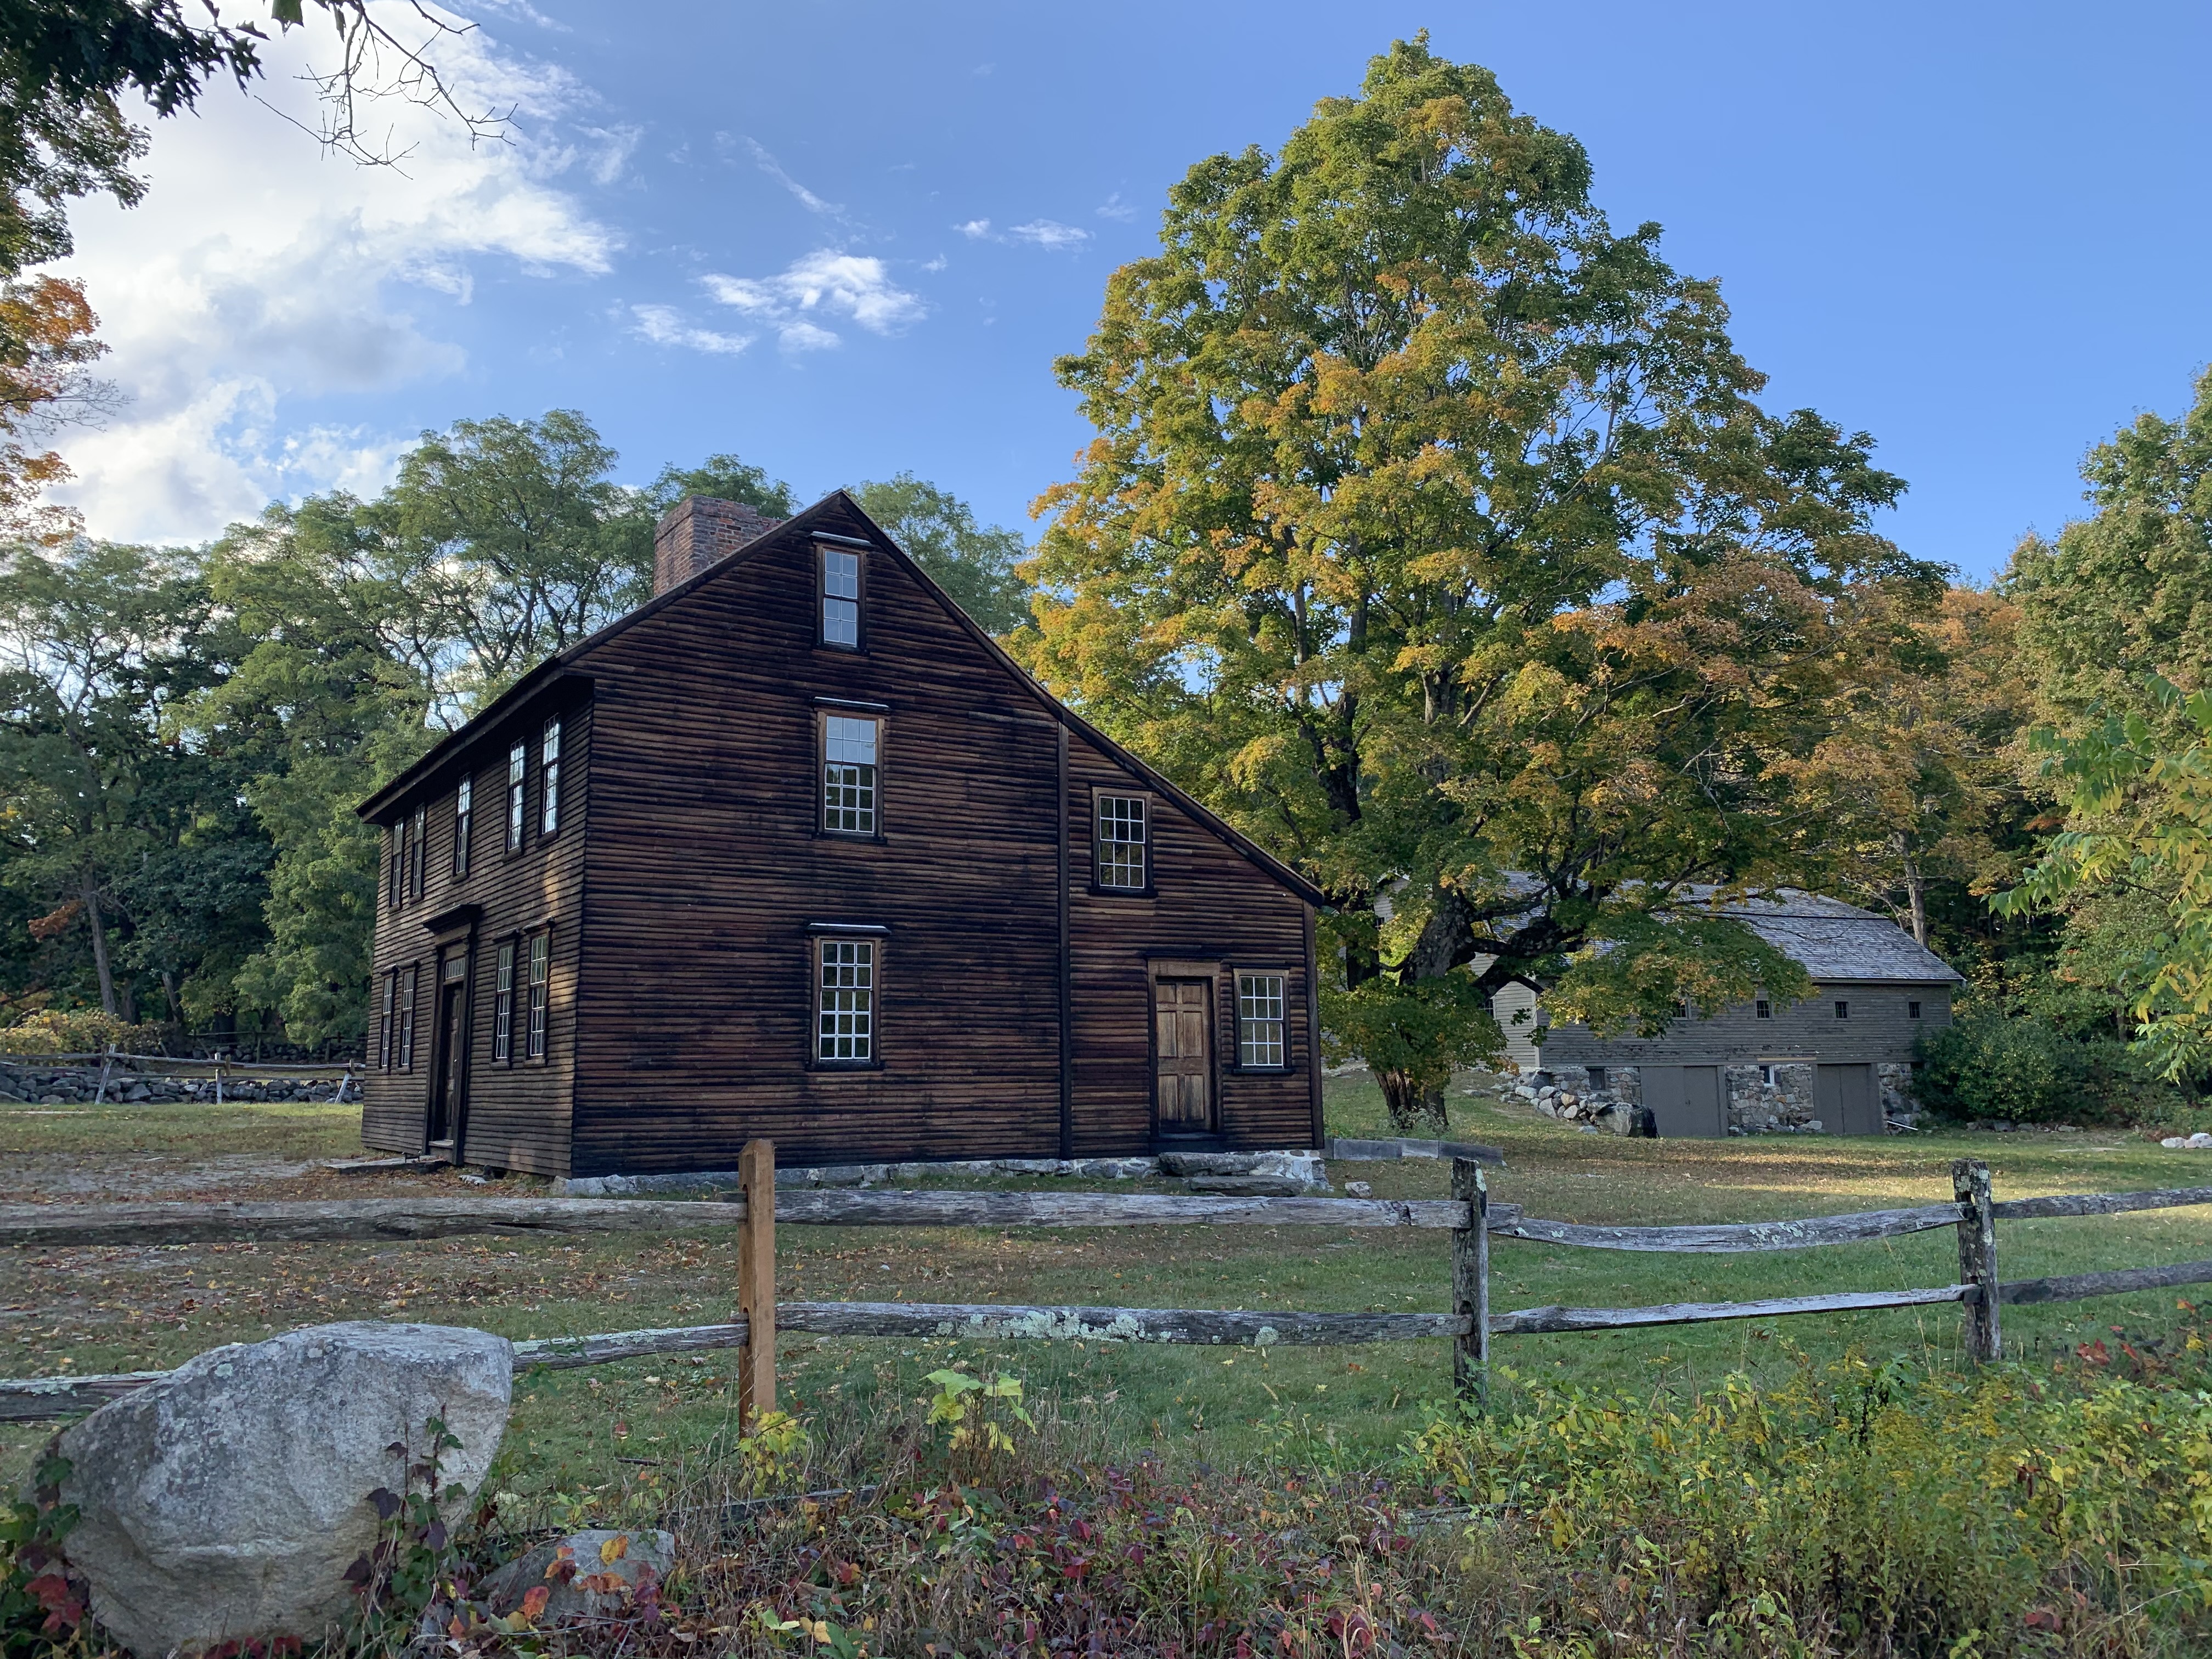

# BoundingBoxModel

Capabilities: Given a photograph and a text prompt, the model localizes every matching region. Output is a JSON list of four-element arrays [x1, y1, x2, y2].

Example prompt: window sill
[[809, 1059, 884, 1074], [1228, 1065, 1296, 1077], [814, 641, 866, 656], [1088, 883, 1156, 899], [815, 828, 888, 845]]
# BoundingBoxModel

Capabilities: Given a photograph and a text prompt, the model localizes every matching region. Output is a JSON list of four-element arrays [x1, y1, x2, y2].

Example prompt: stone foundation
[[1514, 1060, 1924, 1136]]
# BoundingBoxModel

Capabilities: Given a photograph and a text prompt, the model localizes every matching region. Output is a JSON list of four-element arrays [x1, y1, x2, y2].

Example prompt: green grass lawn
[[4, 1073, 2206, 1512]]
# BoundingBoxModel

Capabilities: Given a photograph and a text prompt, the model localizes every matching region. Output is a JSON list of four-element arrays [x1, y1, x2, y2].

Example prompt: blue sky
[[50, 1, 2212, 582]]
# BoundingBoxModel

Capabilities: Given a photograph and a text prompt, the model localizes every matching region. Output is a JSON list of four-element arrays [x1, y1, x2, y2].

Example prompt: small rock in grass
[[479, 1528, 674, 1622], [1344, 1181, 1373, 1198]]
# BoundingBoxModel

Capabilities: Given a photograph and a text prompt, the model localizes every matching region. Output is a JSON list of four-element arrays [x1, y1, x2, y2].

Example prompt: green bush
[[1916, 1012, 2096, 1122]]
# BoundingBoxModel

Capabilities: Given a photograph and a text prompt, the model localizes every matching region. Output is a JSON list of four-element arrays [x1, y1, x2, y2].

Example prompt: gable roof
[[357, 490, 1329, 909], [1709, 891, 1966, 984]]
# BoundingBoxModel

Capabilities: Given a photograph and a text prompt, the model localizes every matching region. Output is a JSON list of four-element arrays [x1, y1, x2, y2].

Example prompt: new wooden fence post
[[737, 1138, 776, 1424], [1954, 1158, 2001, 1363], [1452, 1157, 1489, 1407]]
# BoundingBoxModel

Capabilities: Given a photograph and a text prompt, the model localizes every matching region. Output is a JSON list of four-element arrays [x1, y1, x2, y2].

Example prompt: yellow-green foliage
[[0, 1008, 165, 1054], [1411, 1348, 2212, 1655]]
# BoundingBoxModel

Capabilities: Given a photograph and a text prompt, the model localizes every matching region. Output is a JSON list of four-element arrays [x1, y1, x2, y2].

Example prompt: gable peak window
[[1237, 972, 1287, 1069], [821, 547, 861, 647], [1096, 793, 1148, 891], [453, 777, 473, 879], [540, 717, 562, 836], [1755, 998, 1771, 1020], [822, 714, 880, 835], [506, 740, 526, 852], [817, 938, 875, 1063]]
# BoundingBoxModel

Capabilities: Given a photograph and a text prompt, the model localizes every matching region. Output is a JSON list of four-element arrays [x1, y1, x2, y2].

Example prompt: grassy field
[[4, 1071, 2208, 1513]]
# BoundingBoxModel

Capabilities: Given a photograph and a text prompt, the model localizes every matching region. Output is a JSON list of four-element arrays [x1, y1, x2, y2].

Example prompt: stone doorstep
[[558, 1149, 1328, 1197]]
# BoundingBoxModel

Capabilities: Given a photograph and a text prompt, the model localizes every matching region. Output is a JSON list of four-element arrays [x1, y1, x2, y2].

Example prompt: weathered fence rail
[[3, 1149, 2208, 1421]]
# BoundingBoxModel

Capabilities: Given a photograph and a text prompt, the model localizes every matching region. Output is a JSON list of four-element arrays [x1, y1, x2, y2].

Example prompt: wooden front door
[[1154, 979, 1215, 1133], [428, 967, 467, 1151], [1642, 1064, 1726, 1138]]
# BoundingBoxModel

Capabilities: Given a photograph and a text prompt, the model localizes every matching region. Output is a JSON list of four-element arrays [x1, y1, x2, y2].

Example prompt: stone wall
[[1511, 1059, 1924, 1136], [0, 1063, 353, 1105]]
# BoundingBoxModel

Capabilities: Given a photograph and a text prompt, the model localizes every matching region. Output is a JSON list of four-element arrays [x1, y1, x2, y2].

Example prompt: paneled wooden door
[[1815, 1063, 1882, 1136], [427, 955, 469, 1153], [1153, 978, 1216, 1134]]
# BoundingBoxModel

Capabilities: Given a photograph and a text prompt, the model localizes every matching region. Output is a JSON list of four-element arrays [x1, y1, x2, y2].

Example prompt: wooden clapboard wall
[[357, 490, 1321, 1178]]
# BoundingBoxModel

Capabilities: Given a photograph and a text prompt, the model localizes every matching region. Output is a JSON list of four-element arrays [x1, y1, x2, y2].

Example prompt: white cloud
[[956, 217, 1091, 251], [47, 3, 620, 543], [1096, 192, 1137, 221], [700, 250, 924, 352], [1008, 219, 1089, 250], [630, 303, 751, 356], [730, 134, 843, 216]]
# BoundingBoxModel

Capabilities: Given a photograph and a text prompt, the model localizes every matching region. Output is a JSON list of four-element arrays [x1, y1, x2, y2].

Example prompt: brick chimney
[[652, 496, 785, 596]]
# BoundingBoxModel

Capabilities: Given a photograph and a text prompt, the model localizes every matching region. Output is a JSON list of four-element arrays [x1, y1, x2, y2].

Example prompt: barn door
[[1153, 979, 1216, 1134], [1816, 1063, 1882, 1136], [1643, 1065, 1726, 1138]]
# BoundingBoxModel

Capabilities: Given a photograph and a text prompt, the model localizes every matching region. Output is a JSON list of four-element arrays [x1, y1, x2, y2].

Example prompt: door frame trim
[[422, 921, 478, 1163], [1147, 966, 1222, 1146]]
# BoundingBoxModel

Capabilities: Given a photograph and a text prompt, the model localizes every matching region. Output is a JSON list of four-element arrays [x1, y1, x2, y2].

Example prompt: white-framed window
[[506, 741, 526, 851], [821, 548, 860, 647], [453, 776, 472, 879], [408, 806, 427, 899], [822, 715, 880, 834], [379, 970, 396, 1070], [397, 964, 417, 1070], [388, 825, 404, 910], [1237, 972, 1287, 1069], [492, 939, 515, 1063], [527, 931, 550, 1060], [1096, 794, 1147, 890], [817, 938, 875, 1063], [540, 717, 562, 836]]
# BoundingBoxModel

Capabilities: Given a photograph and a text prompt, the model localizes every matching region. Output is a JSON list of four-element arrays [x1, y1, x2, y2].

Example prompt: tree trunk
[[1379, 1069, 1448, 1133], [160, 970, 183, 1028], [81, 881, 116, 1015], [1904, 857, 1927, 946]]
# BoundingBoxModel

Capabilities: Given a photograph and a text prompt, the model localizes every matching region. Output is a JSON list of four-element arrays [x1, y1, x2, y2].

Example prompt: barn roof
[[1693, 890, 1966, 984]]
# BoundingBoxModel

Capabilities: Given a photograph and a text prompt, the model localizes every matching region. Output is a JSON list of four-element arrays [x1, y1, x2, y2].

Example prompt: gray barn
[[1494, 894, 1964, 1137]]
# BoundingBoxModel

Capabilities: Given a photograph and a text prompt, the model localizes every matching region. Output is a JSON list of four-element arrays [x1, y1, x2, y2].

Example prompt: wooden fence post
[[1452, 1157, 1489, 1407], [737, 1138, 777, 1424], [1954, 1158, 2000, 1363]]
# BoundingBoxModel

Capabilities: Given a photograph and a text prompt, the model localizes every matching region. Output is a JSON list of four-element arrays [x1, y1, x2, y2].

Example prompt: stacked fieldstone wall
[[1515, 1059, 1925, 1136], [0, 1062, 353, 1105]]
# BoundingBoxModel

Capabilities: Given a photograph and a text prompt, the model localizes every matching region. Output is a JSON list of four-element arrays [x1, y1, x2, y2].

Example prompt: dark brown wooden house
[[356, 492, 1327, 1178]]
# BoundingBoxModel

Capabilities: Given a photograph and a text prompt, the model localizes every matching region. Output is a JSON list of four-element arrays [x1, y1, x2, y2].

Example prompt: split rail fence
[[3, 1143, 2210, 1421]]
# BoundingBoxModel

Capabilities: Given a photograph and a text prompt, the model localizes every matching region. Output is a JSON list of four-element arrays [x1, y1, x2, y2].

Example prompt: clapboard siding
[[1542, 981, 1954, 1069], [360, 693, 592, 1176], [359, 492, 1320, 1177]]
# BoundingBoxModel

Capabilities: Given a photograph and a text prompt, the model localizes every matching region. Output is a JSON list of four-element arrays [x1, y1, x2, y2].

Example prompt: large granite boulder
[[56, 1321, 512, 1656]]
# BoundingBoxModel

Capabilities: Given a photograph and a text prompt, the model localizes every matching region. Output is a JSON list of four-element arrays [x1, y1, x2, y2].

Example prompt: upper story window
[[1096, 794, 1148, 891], [1237, 972, 1288, 1069], [506, 740, 527, 852], [1909, 1000, 1922, 1020], [822, 715, 880, 835], [388, 826, 404, 910], [453, 777, 472, 879], [407, 806, 427, 900], [1755, 998, 1771, 1020], [540, 717, 562, 836], [1834, 1000, 1850, 1020], [821, 547, 861, 647], [817, 938, 875, 1063]]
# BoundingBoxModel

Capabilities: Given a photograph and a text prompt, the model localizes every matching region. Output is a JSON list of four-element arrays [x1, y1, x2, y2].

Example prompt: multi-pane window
[[1909, 1000, 1922, 1020], [453, 777, 472, 879], [1834, 1000, 1850, 1020], [823, 715, 879, 834], [388, 826, 404, 909], [1237, 973, 1287, 1069], [526, 932, 550, 1060], [821, 549, 860, 646], [506, 741, 527, 852], [408, 806, 427, 900], [540, 718, 562, 836], [397, 964, 417, 1070], [817, 939, 874, 1063], [492, 940, 515, 1063], [379, 972, 396, 1070], [1096, 795, 1147, 890], [1755, 998, 1772, 1020]]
